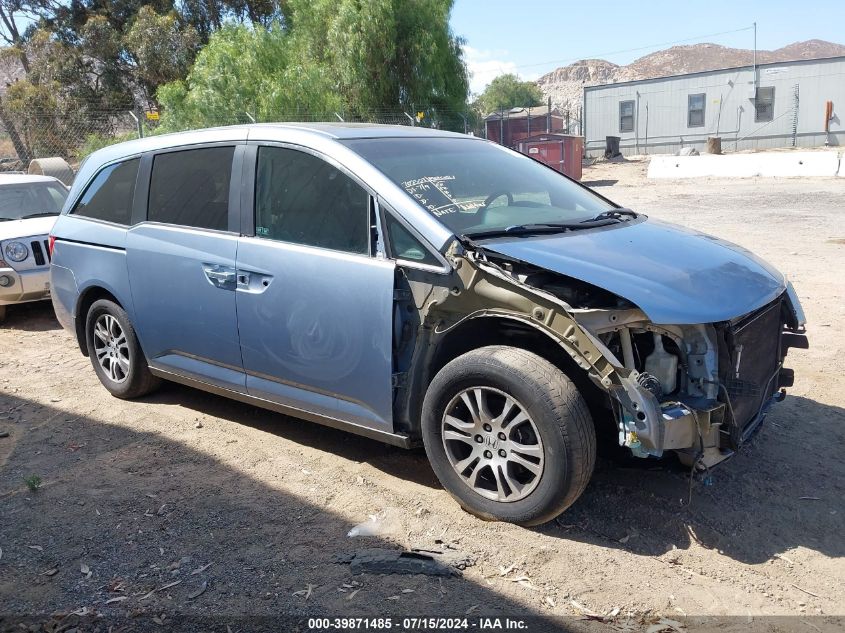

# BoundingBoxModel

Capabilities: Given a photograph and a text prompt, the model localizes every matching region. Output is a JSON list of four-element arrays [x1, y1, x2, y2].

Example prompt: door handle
[[202, 264, 237, 289]]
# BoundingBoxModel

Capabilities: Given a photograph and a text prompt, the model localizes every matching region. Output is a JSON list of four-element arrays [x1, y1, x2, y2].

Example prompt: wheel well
[[74, 287, 122, 356], [426, 316, 613, 431]]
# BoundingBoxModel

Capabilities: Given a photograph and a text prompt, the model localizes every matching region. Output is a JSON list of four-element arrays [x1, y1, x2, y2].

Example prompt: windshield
[[343, 137, 613, 236], [0, 182, 68, 221]]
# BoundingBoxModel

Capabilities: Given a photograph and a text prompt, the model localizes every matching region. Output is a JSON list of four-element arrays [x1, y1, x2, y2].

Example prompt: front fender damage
[[410, 241, 715, 463]]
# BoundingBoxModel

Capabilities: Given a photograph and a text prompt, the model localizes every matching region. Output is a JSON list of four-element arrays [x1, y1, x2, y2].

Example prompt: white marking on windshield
[[401, 175, 485, 217]]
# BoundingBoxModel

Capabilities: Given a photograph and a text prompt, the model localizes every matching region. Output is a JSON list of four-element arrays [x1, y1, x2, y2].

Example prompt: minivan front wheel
[[85, 299, 159, 399], [422, 346, 595, 526]]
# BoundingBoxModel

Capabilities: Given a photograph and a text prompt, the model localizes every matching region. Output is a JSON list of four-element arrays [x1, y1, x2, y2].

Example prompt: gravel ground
[[0, 160, 843, 632]]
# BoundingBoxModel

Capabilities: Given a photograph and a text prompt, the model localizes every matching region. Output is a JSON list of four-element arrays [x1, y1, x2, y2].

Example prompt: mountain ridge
[[536, 39, 845, 116]]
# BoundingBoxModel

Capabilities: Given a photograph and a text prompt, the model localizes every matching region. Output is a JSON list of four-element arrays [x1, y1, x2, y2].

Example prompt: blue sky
[[451, 0, 845, 94]]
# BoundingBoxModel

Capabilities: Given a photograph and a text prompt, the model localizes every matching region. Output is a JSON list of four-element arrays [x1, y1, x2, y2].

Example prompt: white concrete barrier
[[647, 151, 842, 179], [839, 153, 845, 177]]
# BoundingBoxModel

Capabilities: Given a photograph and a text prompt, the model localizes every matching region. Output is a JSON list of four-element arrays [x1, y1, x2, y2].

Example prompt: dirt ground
[[1, 160, 843, 632]]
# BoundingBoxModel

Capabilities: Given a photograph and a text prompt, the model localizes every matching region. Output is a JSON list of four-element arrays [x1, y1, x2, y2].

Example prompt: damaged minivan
[[49, 124, 807, 525]]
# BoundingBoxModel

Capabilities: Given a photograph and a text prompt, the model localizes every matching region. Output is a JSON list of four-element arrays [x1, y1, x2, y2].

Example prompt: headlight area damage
[[398, 240, 808, 470]]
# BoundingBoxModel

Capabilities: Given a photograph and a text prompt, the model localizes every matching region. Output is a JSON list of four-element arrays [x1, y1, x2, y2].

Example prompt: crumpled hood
[[482, 218, 786, 324], [0, 216, 57, 243]]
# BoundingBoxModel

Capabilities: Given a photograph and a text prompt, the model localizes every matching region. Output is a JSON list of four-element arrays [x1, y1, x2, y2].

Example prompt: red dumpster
[[517, 133, 583, 181]]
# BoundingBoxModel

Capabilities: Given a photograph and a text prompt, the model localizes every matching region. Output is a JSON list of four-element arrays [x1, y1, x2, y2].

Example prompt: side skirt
[[149, 367, 413, 449]]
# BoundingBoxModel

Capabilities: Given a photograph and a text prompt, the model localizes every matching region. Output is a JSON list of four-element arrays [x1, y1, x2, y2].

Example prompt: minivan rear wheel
[[85, 299, 159, 399], [422, 346, 595, 526]]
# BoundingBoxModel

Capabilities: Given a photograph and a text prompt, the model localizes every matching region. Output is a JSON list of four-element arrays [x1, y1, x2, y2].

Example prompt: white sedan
[[0, 174, 69, 322]]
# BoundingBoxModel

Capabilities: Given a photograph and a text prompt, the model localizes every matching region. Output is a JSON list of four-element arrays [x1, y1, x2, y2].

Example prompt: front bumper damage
[[569, 294, 807, 469], [421, 242, 807, 469]]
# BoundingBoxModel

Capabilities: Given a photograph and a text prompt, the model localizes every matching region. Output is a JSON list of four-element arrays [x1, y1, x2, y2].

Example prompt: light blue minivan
[[50, 124, 807, 525]]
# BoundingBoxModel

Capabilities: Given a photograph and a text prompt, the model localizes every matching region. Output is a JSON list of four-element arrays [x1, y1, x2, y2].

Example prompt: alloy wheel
[[93, 314, 130, 384], [441, 386, 544, 502]]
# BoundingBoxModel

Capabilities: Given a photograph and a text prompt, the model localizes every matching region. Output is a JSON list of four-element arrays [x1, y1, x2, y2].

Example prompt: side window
[[255, 147, 369, 255], [72, 158, 139, 225], [688, 93, 706, 127], [619, 100, 634, 132], [148, 146, 235, 231], [384, 213, 440, 266], [755, 87, 775, 122]]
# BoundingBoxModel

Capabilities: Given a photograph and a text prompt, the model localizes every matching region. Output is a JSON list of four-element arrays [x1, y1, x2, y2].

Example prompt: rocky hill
[[537, 39, 845, 116]]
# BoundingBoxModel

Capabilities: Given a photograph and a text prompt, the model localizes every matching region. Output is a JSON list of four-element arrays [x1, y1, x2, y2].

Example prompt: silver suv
[[49, 124, 807, 525], [0, 174, 68, 322]]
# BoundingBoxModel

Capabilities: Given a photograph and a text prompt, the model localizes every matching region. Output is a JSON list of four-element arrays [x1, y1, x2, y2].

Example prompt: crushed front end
[[413, 240, 807, 470], [541, 276, 808, 468]]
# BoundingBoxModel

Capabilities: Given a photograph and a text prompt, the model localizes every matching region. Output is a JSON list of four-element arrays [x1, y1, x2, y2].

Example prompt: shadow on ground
[[0, 393, 587, 632], [145, 383, 441, 491], [538, 394, 845, 564], [1, 301, 60, 333], [145, 382, 845, 566]]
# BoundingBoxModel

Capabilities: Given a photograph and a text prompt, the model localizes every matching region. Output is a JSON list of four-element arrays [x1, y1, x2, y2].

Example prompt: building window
[[687, 93, 706, 127], [619, 100, 634, 132], [755, 87, 775, 122]]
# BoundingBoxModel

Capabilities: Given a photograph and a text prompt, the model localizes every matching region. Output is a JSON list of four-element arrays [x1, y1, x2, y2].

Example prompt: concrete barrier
[[839, 154, 845, 177], [647, 151, 842, 179]]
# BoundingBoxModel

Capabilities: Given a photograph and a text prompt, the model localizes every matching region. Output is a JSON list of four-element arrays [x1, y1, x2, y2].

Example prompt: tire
[[422, 346, 595, 526], [85, 299, 159, 399], [0, 305, 6, 323]]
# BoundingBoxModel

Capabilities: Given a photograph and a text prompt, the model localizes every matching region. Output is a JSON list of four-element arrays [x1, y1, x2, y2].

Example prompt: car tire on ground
[[85, 299, 159, 399], [422, 345, 595, 526], [0, 305, 6, 323]]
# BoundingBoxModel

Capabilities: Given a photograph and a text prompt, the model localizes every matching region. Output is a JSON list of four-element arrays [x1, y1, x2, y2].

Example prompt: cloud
[[463, 45, 519, 95]]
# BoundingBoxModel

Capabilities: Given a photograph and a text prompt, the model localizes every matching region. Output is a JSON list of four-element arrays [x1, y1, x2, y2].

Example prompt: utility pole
[[752, 22, 757, 90]]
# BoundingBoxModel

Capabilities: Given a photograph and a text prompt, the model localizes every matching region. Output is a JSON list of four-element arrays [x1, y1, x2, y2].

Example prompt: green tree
[[477, 73, 543, 114], [157, 22, 341, 131], [287, 0, 467, 119], [123, 6, 200, 99], [158, 0, 470, 130]]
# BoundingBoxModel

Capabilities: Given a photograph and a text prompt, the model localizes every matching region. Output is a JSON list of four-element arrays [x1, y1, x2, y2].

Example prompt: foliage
[[157, 23, 342, 131], [78, 130, 139, 159], [0, 0, 471, 158], [158, 0, 469, 130], [123, 7, 200, 96], [477, 73, 543, 114], [294, 0, 468, 113], [4, 80, 75, 158], [23, 474, 42, 492]]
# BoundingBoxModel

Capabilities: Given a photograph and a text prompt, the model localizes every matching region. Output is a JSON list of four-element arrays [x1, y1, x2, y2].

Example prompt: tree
[[123, 7, 200, 99], [158, 0, 470, 130], [157, 23, 341, 131], [289, 0, 467, 117], [477, 73, 543, 114]]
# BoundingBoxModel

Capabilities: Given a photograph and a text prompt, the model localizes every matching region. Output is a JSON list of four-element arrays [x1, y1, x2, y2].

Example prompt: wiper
[[466, 219, 619, 239], [585, 207, 639, 222], [20, 212, 59, 219], [0, 217, 14, 222]]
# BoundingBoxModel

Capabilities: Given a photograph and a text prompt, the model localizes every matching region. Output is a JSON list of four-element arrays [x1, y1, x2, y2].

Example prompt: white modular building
[[582, 55, 845, 156]]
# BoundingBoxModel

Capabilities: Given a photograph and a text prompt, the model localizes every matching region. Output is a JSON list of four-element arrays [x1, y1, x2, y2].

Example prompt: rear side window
[[72, 159, 139, 225], [148, 147, 235, 231], [255, 147, 369, 254]]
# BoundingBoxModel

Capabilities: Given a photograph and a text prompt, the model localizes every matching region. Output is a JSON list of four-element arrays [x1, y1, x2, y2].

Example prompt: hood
[[482, 218, 786, 324], [0, 216, 58, 243]]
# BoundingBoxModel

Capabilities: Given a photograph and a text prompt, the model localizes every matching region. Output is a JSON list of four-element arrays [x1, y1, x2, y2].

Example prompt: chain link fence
[[0, 103, 477, 172]]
